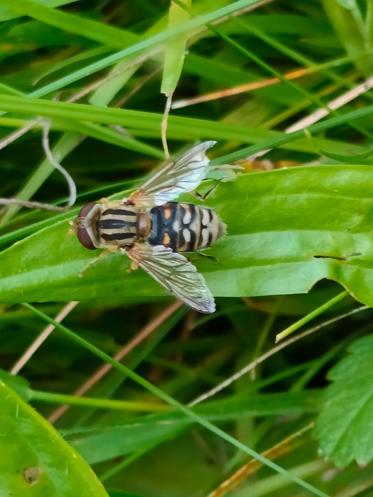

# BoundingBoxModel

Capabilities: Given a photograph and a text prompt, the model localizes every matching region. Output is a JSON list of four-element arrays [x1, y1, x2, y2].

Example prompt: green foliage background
[[0, 1, 373, 496]]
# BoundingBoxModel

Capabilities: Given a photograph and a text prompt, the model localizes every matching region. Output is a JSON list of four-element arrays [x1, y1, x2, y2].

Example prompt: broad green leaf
[[1, 166, 373, 306], [314, 336, 373, 467], [0, 380, 108, 496]]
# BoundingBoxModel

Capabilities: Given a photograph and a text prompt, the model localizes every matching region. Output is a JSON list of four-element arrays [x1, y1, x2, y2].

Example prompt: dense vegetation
[[0, 1, 373, 496]]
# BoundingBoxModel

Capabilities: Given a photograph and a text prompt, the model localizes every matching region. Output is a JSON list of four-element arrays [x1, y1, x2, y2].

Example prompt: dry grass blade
[[190, 306, 368, 407], [10, 301, 79, 375], [48, 301, 182, 423], [172, 66, 317, 109], [252, 76, 373, 159], [207, 424, 314, 497]]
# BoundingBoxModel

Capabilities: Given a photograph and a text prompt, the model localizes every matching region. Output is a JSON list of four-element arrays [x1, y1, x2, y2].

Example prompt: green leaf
[[314, 336, 373, 467], [0, 369, 31, 401], [0, 380, 108, 496], [161, 0, 191, 97], [1, 165, 373, 306]]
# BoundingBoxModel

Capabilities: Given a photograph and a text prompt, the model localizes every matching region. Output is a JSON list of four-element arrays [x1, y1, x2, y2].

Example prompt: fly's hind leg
[[195, 180, 220, 201], [119, 244, 139, 272], [188, 250, 217, 263]]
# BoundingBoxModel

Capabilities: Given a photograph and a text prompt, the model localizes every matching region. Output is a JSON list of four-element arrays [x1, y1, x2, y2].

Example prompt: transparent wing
[[126, 244, 215, 313], [129, 141, 216, 207]]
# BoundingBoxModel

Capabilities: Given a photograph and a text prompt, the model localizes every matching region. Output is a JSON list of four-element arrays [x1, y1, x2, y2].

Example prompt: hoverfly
[[75, 141, 226, 313]]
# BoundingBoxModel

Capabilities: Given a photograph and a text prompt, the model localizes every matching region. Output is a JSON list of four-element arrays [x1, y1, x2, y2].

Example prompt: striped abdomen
[[148, 202, 225, 252]]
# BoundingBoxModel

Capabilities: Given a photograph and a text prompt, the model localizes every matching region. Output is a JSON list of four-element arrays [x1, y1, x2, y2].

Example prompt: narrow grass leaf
[[67, 390, 320, 464], [0, 0, 78, 22], [0, 0, 139, 48], [161, 0, 191, 97], [0, 94, 369, 157], [321, 0, 371, 75]]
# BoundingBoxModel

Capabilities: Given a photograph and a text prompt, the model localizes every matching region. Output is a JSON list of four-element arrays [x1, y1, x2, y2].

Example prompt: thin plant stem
[[41, 120, 77, 207], [0, 198, 66, 212], [190, 305, 368, 407], [161, 94, 173, 160], [10, 301, 79, 375], [275, 291, 348, 342]]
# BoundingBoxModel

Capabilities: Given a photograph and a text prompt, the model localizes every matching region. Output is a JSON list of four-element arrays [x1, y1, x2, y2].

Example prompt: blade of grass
[[161, 0, 191, 98], [0, 0, 78, 22], [322, 0, 370, 75], [160, 0, 192, 157], [214, 18, 373, 140], [0, 94, 371, 159], [275, 291, 348, 342], [23, 303, 329, 497], [208, 423, 313, 497], [214, 102, 373, 164], [31, 389, 167, 412], [190, 305, 369, 406], [27, 0, 264, 98], [238, 17, 368, 97], [0, 0, 139, 48], [48, 302, 183, 423]]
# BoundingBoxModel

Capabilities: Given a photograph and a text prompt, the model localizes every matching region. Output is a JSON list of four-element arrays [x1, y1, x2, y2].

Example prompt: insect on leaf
[[314, 335, 373, 467], [1, 165, 373, 306]]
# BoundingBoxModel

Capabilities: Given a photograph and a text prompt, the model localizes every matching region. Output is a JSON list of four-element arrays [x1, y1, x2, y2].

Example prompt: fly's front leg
[[99, 197, 127, 209], [196, 163, 243, 200], [79, 244, 117, 277]]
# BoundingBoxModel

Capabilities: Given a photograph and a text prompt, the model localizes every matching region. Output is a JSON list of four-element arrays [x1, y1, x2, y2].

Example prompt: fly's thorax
[[148, 202, 226, 252], [97, 205, 139, 247]]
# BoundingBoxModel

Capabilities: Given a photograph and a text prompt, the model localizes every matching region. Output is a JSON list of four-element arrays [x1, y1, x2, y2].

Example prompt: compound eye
[[77, 225, 96, 250], [78, 202, 97, 219], [76, 202, 98, 250]]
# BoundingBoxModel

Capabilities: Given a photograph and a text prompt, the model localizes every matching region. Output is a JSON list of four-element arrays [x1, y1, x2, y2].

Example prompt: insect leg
[[188, 250, 217, 263], [195, 180, 220, 200], [79, 245, 118, 277]]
